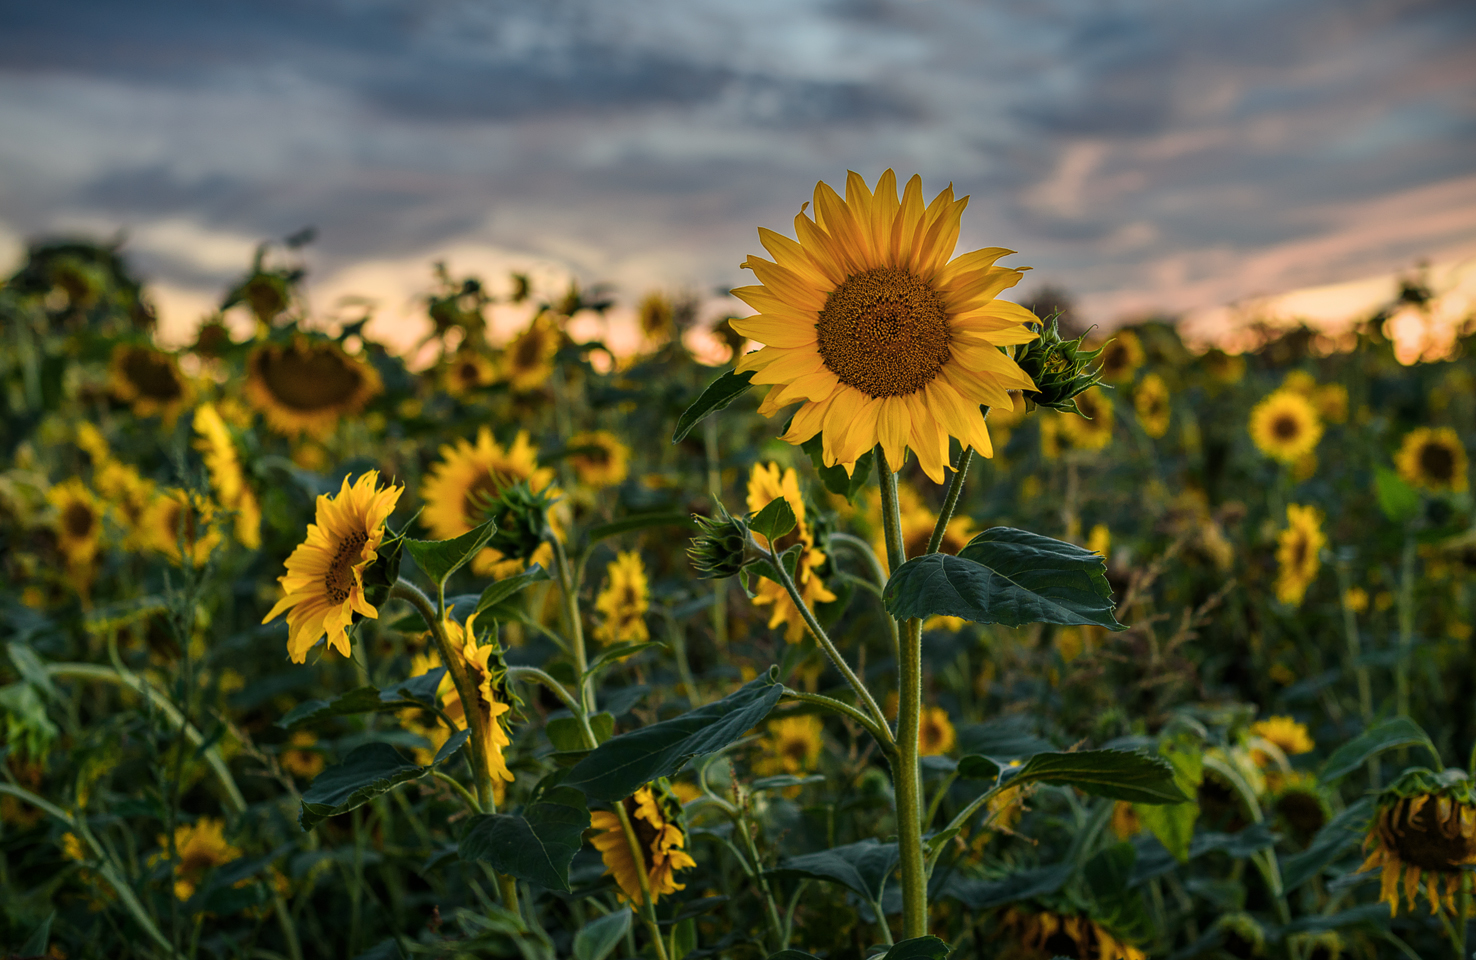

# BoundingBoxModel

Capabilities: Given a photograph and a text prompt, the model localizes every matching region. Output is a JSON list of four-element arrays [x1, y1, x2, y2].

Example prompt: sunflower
[[280, 730, 325, 779], [193, 403, 261, 549], [1249, 715, 1314, 768], [1268, 771, 1331, 847], [1058, 387, 1114, 451], [1000, 907, 1146, 960], [729, 170, 1038, 485], [638, 292, 675, 346], [1249, 390, 1323, 465], [590, 782, 697, 907], [502, 312, 560, 392], [108, 343, 192, 423], [262, 471, 404, 664], [754, 715, 823, 777], [1395, 427, 1467, 494], [746, 462, 836, 641], [568, 430, 631, 489], [442, 348, 497, 397], [918, 706, 956, 756], [245, 337, 382, 438], [1359, 768, 1476, 915], [47, 478, 103, 569], [437, 611, 516, 787], [419, 428, 561, 577], [1110, 801, 1142, 840], [153, 818, 241, 901], [1133, 373, 1170, 439], [594, 551, 650, 645], [94, 461, 155, 551], [1087, 524, 1110, 558], [145, 488, 223, 567], [1201, 348, 1245, 385], [1275, 504, 1325, 606], [1097, 329, 1144, 384]]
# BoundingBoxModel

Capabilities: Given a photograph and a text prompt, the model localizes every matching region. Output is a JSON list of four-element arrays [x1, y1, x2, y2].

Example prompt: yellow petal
[[744, 257, 827, 312], [730, 315, 817, 349]]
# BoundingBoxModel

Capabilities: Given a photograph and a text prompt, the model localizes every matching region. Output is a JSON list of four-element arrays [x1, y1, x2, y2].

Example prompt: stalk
[[926, 448, 973, 556], [614, 801, 672, 960], [705, 416, 729, 651], [1333, 556, 1378, 787], [1395, 533, 1416, 762], [551, 534, 595, 713]]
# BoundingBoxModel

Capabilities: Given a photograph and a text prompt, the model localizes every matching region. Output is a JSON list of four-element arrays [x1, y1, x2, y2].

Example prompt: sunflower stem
[[1334, 555, 1378, 787], [926, 446, 974, 556], [1395, 531, 1417, 762], [733, 786, 787, 952], [613, 801, 672, 960], [551, 534, 595, 714], [780, 688, 893, 755], [705, 416, 730, 653]]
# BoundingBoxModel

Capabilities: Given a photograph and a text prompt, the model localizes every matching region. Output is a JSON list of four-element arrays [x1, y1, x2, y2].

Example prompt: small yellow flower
[[746, 463, 835, 642], [594, 551, 650, 645], [1250, 390, 1323, 465], [1343, 587, 1369, 614], [1394, 427, 1467, 494], [153, 818, 242, 901], [1249, 716, 1314, 768], [1133, 372, 1170, 439], [245, 337, 382, 438], [1274, 504, 1325, 606], [589, 784, 696, 907], [918, 707, 956, 756], [754, 715, 824, 777], [568, 431, 631, 489]]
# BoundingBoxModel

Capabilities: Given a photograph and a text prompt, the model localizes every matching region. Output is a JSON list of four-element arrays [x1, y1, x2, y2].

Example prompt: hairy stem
[[926, 447, 974, 556]]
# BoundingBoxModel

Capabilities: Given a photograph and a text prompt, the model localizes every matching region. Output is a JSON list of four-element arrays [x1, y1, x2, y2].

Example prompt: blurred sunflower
[[1110, 801, 1142, 840], [280, 730, 324, 779], [918, 706, 956, 756], [1268, 771, 1331, 847], [1250, 390, 1323, 465], [154, 817, 241, 901], [420, 428, 560, 577], [1315, 384, 1348, 424], [47, 478, 103, 569], [95, 461, 156, 551], [262, 471, 404, 664], [590, 783, 696, 907], [568, 430, 631, 489], [594, 551, 650, 645], [245, 337, 382, 438], [1087, 523, 1110, 558], [1359, 768, 1476, 915], [437, 611, 515, 790], [1058, 386, 1114, 450], [502, 312, 560, 391], [1249, 716, 1314, 768], [638, 292, 674, 346], [1275, 504, 1325, 606], [193, 402, 261, 549], [1097, 329, 1144, 384], [731, 169, 1038, 484], [145, 488, 222, 567], [442, 348, 497, 397], [1201, 348, 1245, 385], [876, 482, 977, 574], [1395, 427, 1467, 494], [1133, 373, 1170, 439], [746, 462, 835, 641], [108, 343, 191, 423], [1000, 907, 1146, 960], [754, 715, 823, 777]]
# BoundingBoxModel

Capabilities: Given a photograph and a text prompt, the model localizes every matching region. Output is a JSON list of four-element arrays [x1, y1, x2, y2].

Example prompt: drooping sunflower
[[1275, 504, 1325, 606], [1268, 771, 1332, 847], [1097, 329, 1145, 384], [419, 428, 561, 577], [918, 706, 956, 756], [109, 343, 192, 423], [1249, 715, 1314, 768], [1250, 390, 1323, 465], [502, 312, 561, 392], [193, 402, 261, 549], [442, 348, 497, 397], [999, 907, 1146, 960], [262, 471, 404, 664], [47, 478, 103, 569], [589, 782, 697, 907], [437, 611, 516, 788], [594, 551, 650, 645], [1395, 427, 1467, 494], [1359, 767, 1476, 915], [153, 817, 242, 901], [568, 430, 631, 489], [145, 488, 223, 567], [1133, 372, 1171, 439], [746, 462, 836, 641], [245, 337, 382, 438], [1058, 386, 1115, 451], [754, 715, 824, 777], [730, 170, 1039, 484]]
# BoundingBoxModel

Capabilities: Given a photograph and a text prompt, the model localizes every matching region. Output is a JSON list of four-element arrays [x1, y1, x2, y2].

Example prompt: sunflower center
[[624, 798, 661, 865], [1272, 414, 1301, 441], [122, 349, 183, 401], [579, 443, 611, 466], [782, 737, 810, 765], [324, 531, 368, 605], [258, 346, 363, 412], [1387, 797, 1476, 871], [457, 361, 480, 384], [513, 330, 547, 369], [1290, 535, 1308, 568], [63, 501, 96, 539], [1419, 442, 1456, 482], [163, 502, 199, 545], [815, 267, 951, 399]]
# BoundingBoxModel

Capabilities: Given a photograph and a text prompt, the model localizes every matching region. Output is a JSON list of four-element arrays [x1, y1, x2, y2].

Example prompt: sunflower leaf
[[880, 938, 951, 960], [573, 909, 632, 960], [1320, 716, 1439, 783], [402, 518, 498, 588], [473, 563, 551, 616], [586, 512, 695, 545], [882, 527, 1124, 630], [1009, 750, 1188, 804], [278, 685, 434, 729], [584, 642, 667, 682], [457, 787, 590, 892], [749, 497, 796, 543], [299, 743, 434, 829], [672, 368, 755, 443], [768, 838, 900, 903]]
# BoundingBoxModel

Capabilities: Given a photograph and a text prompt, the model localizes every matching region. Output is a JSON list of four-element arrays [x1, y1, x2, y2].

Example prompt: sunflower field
[[3, 173, 1476, 960]]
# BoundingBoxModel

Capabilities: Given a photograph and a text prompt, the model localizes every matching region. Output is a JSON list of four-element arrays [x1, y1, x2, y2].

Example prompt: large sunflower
[[109, 344, 192, 423], [262, 471, 404, 664], [145, 488, 223, 567], [47, 478, 103, 569], [746, 462, 836, 641], [1250, 390, 1323, 465], [568, 430, 631, 489], [193, 403, 261, 549], [502, 312, 560, 392], [437, 611, 516, 787], [245, 337, 382, 438], [1395, 427, 1467, 494], [590, 783, 697, 907], [594, 550, 650, 645], [1275, 504, 1325, 606], [730, 170, 1038, 484], [1359, 768, 1476, 916], [419, 428, 560, 577]]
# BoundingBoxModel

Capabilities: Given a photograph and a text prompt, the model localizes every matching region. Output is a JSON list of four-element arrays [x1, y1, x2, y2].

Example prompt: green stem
[[431, 769, 484, 814], [926, 448, 973, 556], [1334, 556, 1378, 787], [1395, 533, 1417, 762], [551, 535, 595, 713], [780, 689, 894, 756], [734, 798, 787, 952], [614, 801, 672, 960], [877, 448, 905, 574], [705, 416, 729, 652], [829, 532, 888, 587]]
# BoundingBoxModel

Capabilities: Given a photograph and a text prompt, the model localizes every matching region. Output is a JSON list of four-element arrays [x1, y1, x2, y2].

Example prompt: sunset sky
[[2, 0, 1474, 344]]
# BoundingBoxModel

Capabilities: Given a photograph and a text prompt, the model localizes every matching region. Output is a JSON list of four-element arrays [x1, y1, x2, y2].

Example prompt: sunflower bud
[[688, 506, 753, 579], [1015, 314, 1106, 414], [481, 481, 559, 564]]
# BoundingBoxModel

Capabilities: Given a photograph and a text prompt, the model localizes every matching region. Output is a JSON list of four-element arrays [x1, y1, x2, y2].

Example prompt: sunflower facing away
[[594, 550, 650, 645], [590, 782, 697, 907], [746, 462, 836, 641], [1057, 386, 1115, 451], [568, 430, 631, 489], [730, 170, 1039, 484], [193, 402, 262, 549], [145, 488, 223, 567], [1275, 504, 1325, 606], [502, 312, 561, 392], [153, 817, 242, 901], [1249, 715, 1314, 768], [437, 611, 516, 788], [263, 471, 404, 664], [109, 344, 192, 423], [48, 478, 103, 570], [1395, 426, 1467, 494], [1250, 389, 1323, 465], [245, 337, 382, 438], [754, 715, 824, 777], [1133, 372, 1171, 439], [1359, 768, 1476, 916]]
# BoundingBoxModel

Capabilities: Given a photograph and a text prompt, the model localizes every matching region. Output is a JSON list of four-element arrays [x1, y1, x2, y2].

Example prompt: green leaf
[[457, 787, 590, 892], [671, 918, 698, 960], [1375, 467, 1420, 524], [1321, 716, 1438, 782], [801, 433, 874, 502], [1282, 797, 1375, 891], [751, 774, 826, 792], [587, 512, 695, 545], [402, 518, 497, 587], [1136, 733, 1203, 862], [299, 743, 430, 829], [1085, 843, 1152, 944], [277, 686, 399, 729], [749, 497, 797, 544], [672, 368, 755, 442], [956, 755, 1002, 781], [880, 938, 950, 960], [944, 863, 1072, 911], [546, 713, 614, 752], [474, 564, 551, 616], [565, 672, 783, 800], [770, 839, 900, 903], [766, 953, 822, 960], [380, 668, 448, 708], [883, 528, 1124, 630], [20, 911, 54, 956], [1010, 750, 1188, 804], [573, 909, 631, 960], [585, 642, 667, 681]]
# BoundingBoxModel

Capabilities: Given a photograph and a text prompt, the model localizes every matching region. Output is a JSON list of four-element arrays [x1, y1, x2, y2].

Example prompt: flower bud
[[1015, 314, 1107, 414], [482, 481, 559, 564], [688, 506, 752, 579]]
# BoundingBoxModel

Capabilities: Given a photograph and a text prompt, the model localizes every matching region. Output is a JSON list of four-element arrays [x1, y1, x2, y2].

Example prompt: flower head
[[594, 551, 651, 645], [1359, 767, 1476, 916], [154, 818, 241, 901], [1015, 314, 1106, 413], [1395, 427, 1467, 494], [1133, 373, 1171, 439], [502, 312, 560, 392], [918, 706, 956, 756], [48, 478, 103, 569], [590, 782, 697, 907], [109, 344, 192, 423], [755, 715, 824, 777], [1057, 387, 1115, 451], [1275, 504, 1325, 606], [568, 431, 631, 489], [745, 463, 835, 641], [688, 506, 752, 579], [438, 611, 516, 786], [1096, 329, 1144, 384], [193, 402, 261, 549], [1249, 716, 1314, 767], [1250, 390, 1323, 465], [245, 337, 382, 438], [145, 488, 223, 567]]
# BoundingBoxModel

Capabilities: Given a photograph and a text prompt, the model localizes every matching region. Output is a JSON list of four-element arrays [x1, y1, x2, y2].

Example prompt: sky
[[2, 0, 1475, 347]]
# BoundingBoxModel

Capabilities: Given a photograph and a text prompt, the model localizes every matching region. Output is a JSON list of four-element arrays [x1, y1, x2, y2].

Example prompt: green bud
[[1015, 313, 1107, 414], [688, 506, 752, 579], [476, 481, 559, 564]]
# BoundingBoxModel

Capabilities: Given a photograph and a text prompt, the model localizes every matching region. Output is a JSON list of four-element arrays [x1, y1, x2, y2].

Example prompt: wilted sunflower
[[1000, 907, 1146, 960], [502, 312, 560, 392], [420, 428, 560, 577], [245, 337, 382, 438], [153, 817, 241, 901], [1058, 387, 1115, 451], [437, 611, 516, 788], [918, 706, 956, 756], [1360, 768, 1476, 915], [568, 430, 631, 489], [1395, 427, 1468, 494], [1097, 329, 1145, 384], [145, 488, 222, 567], [594, 551, 650, 645], [754, 715, 823, 777], [1249, 715, 1314, 768], [442, 348, 497, 397], [746, 462, 836, 641], [262, 471, 404, 664], [108, 343, 192, 423], [1250, 390, 1323, 465], [590, 782, 697, 907], [1275, 504, 1325, 606], [1133, 373, 1171, 439], [193, 403, 261, 549], [47, 478, 103, 569], [730, 170, 1038, 484]]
